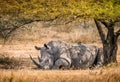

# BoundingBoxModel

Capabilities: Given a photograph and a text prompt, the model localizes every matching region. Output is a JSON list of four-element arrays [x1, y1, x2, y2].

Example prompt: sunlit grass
[[0, 65, 120, 82]]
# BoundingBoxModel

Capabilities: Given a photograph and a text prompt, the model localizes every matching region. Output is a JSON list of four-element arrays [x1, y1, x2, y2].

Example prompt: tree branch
[[106, 26, 114, 45], [100, 21, 109, 28], [115, 29, 120, 37], [4, 19, 35, 40], [0, 28, 11, 31], [98, 19, 115, 28], [94, 19, 106, 44]]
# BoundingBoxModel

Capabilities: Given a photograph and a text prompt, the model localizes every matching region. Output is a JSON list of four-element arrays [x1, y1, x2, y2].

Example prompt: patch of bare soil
[[0, 41, 42, 69]]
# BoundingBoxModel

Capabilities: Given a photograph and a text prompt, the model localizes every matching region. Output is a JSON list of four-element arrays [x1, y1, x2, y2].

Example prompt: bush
[[0, 54, 21, 69]]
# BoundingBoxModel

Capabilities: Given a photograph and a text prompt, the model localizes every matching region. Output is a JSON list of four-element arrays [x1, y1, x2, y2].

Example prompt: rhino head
[[30, 43, 59, 69]]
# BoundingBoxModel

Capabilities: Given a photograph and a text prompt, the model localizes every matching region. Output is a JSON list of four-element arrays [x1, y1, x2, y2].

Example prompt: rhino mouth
[[29, 55, 42, 68], [30, 55, 53, 69]]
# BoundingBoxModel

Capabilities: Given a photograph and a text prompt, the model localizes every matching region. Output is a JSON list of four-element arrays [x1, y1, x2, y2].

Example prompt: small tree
[[94, 19, 120, 65], [92, 0, 120, 66]]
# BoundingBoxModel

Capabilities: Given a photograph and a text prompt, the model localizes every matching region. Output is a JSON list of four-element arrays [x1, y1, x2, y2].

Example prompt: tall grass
[[67, 27, 99, 43], [5, 20, 101, 44], [0, 65, 120, 82]]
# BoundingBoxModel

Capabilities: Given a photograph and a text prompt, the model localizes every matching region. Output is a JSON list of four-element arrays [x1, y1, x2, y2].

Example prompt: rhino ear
[[35, 46, 41, 50], [44, 44, 49, 49]]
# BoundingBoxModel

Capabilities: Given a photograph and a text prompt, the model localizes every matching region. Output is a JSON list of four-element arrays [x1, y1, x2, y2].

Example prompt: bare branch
[[0, 28, 11, 31], [100, 21, 109, 28], [116, 29, 120, 37], [100, 20, 115, 29], [4, 19, 35, 40], [94, 19, 106, 44]]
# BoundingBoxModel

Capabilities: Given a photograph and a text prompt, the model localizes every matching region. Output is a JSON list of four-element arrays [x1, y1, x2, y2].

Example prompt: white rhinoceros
[[30, 40, 103, 69]]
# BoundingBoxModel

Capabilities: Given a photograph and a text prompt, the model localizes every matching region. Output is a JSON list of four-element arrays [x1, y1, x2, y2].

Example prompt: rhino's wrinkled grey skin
[[30, 40, 104, 69]]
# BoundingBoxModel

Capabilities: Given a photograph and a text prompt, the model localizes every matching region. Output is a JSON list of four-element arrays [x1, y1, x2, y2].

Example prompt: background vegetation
[[0, 0, 120, 39]]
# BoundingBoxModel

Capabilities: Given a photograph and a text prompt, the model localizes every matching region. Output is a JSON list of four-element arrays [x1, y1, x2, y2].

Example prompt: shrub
[[0, 54, 21, 69]]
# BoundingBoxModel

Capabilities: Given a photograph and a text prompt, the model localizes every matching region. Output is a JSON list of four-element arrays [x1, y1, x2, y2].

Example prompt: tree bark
[[103, 27, 118, 64], [94, 19, 120, 65]]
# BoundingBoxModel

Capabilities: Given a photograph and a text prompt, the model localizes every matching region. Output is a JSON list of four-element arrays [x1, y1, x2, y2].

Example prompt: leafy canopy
[[0, 0, 120, 39], [0, 0, 120, 21]]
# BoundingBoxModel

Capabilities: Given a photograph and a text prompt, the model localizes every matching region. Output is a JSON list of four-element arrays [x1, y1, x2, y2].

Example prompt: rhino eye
[[45, 59, 49, 63]]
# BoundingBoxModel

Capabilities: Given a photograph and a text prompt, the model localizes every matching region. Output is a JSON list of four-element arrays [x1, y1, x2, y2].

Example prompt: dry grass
[[0, 65, 120, 82], [0, 48, 119, 82], [0, 21, 120, 82], [4, 21, 100, 45], [53, 24, 74, 33], [67, 28, 99, 43]]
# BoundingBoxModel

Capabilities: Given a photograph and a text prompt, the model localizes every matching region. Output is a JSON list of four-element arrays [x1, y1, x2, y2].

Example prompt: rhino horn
[[29, 55, 42, 68], [38, 55, 42, 62]]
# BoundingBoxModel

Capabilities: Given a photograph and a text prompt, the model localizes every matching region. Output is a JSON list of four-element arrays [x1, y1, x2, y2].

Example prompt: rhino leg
[[38, 55, 42, 62], [92, 48, 104, 68], [96, 48, 104, 67], [54, 58, 70, 69]]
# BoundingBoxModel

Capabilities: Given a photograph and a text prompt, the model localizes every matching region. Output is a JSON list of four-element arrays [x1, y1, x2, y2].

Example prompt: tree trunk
[[103, 38, 118, 64], [94, 19, 120, 65]]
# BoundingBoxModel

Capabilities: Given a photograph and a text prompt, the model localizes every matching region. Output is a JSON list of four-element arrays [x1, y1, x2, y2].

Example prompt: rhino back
[[70, 43, 98, 68]]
